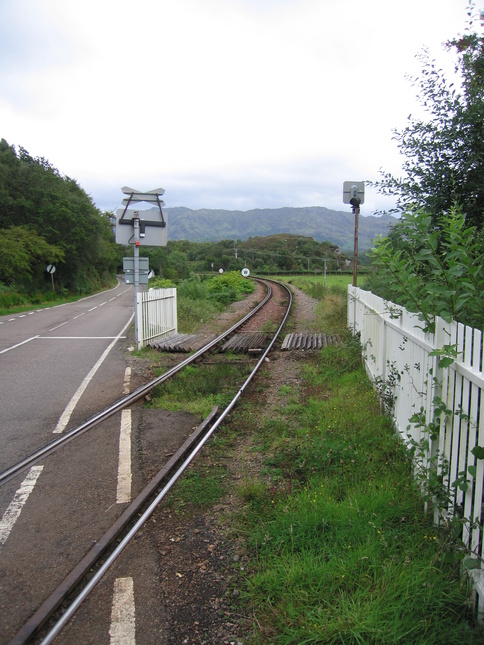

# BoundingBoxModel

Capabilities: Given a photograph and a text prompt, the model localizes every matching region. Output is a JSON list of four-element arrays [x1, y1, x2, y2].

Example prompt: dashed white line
[[110, 577, 136, 645], [53, 315, 134, 434], [0, 466, 44, 547], [88, 307, 98, 312], [116, 410, 132, 504], [123, 367, 132, 395], [48, 321, 68, 332]]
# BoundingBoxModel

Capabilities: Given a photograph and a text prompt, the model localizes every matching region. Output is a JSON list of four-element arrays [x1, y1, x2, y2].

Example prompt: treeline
[[140, 234, 349, 280], [0, 139, 121, 298]]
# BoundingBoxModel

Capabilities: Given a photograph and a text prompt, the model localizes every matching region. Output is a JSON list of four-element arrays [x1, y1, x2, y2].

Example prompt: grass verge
[[150, 277, 484, 643], [228, 340, 483, 643]]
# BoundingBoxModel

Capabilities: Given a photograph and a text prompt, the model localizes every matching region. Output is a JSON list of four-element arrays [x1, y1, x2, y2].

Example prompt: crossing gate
[[136, 288, 177, 349]]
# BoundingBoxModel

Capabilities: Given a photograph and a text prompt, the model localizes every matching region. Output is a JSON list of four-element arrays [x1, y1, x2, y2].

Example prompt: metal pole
[[133, 213, 140, 346], [352, 204, 359, 287]]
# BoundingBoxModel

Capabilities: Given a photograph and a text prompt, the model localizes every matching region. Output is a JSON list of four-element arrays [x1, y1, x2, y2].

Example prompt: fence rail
[[348, 286, 484, 614], [136, 287, 177, 349]]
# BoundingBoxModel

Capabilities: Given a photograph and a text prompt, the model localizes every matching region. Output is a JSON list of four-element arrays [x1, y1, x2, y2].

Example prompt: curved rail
[[0, 279, 274, 488], [8, 279, 292, 645]]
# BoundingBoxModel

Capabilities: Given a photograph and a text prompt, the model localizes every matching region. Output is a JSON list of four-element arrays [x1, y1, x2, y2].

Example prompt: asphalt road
[[0, 281, 208, 644], [0, 280, 135, 471], [0, 280, 143, 642]]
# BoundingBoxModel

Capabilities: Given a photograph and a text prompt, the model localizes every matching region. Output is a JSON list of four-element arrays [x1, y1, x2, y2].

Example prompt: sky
[[0, 0, 479, 216]]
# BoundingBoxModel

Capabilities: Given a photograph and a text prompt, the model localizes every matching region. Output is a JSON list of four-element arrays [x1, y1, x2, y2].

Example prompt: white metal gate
[[136, 287, 177, 349]]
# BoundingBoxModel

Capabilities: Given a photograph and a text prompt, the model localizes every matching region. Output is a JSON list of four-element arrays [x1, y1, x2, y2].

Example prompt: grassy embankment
[[149, 274, 484, 644]]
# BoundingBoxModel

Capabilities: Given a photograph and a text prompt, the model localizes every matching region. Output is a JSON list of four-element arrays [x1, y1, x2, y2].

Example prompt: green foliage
[[150, 361, 251, 418], [142, 234, 349, 280], [366, 207, 484, 329], [227, 339, 484, 642], [374, 1, 484, 229], [206, 271, 254, 305], [0, 139, 120, 295], [171, 470, 225, 509], [0, 225, 64, 287]]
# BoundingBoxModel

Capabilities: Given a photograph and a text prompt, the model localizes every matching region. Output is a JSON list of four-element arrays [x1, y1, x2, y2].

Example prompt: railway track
[[1, 278, 292, 645]]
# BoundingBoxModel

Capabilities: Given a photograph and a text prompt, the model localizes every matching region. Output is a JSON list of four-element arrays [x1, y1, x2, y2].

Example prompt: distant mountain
[[161, 206, 397, 251]]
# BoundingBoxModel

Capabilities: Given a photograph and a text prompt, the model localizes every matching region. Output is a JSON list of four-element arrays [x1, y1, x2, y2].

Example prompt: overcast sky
[[0, 0, 478, 216]]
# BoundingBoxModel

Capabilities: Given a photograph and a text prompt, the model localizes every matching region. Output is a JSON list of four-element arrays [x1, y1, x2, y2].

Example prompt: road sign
[[46, 264, 56, 274], [123, 257, 149, 271], [121, 186, 165, 196], [241, 268, 250, 277], [121, 195, 165, 206], [115, 208, 168, 246], [343, 181, 365, 205], [120, 186, 165, 207], [116, 186, 167, 247], [124, 272, 149, 285]]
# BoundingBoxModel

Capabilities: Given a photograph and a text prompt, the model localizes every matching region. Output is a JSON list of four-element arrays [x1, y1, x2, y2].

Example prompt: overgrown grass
[[232, 349, 483, 642], [150, 274, 484, 642], [166, 469, 227, 511], [149, 361, 252, 419], [220, 296, 483, 643], [150, 272, 256, 333], [283, 275, 349, 333]]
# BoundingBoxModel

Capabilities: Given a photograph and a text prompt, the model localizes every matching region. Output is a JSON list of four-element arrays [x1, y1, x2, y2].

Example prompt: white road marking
[[123, 367, 132, 395], [88, 307, 98, 312], [72, 312, 86, 320], [116, 410, 132, 504], [48, 321, 68, 332], [42, 336, 126, 340], [0, 466, 44, 547], [0, 335, 40, 354], [110, 577, 136, 645], [53, 314, 134, 434]]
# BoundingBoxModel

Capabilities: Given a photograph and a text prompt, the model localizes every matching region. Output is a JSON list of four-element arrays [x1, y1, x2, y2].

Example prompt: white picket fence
[[136, 287, 177, 349], [348, 286, 484, 614]]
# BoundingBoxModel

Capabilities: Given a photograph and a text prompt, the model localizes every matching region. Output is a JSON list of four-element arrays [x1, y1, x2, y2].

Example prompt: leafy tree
[[366, 208, 484, 329], [375, 1, 484, 229], [0, 226, 64, 287], [0, 139, 119, 293]]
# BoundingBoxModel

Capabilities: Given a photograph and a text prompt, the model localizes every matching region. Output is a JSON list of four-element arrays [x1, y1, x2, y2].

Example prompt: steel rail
[[0, 279, 272, 488], [8, 279, 292, 645]]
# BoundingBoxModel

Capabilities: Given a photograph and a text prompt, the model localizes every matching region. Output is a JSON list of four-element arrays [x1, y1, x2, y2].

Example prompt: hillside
[[161, 206, 396, 251]]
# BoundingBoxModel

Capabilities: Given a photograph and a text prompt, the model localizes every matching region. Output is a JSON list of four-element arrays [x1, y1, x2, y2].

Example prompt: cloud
[[0, 0, 473, 216]]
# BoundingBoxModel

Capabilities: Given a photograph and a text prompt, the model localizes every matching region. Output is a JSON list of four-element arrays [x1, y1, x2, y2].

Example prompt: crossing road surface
[[0, 280, 135, 472]]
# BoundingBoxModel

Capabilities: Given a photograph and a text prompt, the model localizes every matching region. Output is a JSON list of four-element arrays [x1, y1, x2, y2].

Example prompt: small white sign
[[241, 268, 250, 277], [219, 268, 224, 274], [46, 264, 56, 274]]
